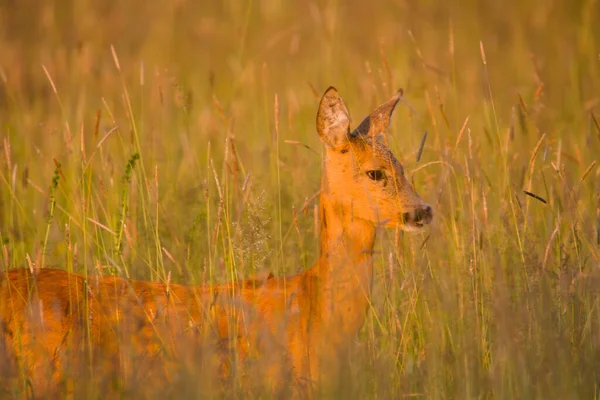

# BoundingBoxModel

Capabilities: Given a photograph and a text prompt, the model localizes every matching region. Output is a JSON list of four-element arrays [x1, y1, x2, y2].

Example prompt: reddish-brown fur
[[0, 87, 432, 397]]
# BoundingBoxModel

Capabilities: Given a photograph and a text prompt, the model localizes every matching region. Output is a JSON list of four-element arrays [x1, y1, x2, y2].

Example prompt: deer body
[[0, 88, 432, 396]]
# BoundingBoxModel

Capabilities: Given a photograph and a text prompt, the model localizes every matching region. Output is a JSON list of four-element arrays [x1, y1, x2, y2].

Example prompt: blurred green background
[[1, 0, 599, 398]]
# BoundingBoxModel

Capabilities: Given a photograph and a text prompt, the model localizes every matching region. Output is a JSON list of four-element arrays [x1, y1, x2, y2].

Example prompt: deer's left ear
[[316, 87, 351, 149], [352, 89, 403, 138]]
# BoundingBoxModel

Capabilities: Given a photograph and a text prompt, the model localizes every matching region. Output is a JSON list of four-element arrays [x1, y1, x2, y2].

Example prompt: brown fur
[[0, 87, 432, 397]]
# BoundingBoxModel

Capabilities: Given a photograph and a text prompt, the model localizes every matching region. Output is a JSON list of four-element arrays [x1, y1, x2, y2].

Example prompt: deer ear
[[352, 89, 403, 138], [316, 87, 351, 148]]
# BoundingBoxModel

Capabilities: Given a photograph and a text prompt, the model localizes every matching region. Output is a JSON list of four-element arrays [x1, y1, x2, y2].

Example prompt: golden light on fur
[[0, 88, 432, 397]]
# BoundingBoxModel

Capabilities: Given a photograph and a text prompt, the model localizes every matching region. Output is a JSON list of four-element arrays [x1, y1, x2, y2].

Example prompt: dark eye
[[366, 170, 385, 181]]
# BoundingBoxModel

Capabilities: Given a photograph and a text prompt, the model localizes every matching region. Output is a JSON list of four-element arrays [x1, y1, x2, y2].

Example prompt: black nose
[[415, 205, 433, 224], [401, 205, 433, 226]]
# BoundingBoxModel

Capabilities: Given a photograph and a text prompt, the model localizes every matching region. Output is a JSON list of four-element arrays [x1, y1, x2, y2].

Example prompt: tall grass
[[1, 0, 599, 397]]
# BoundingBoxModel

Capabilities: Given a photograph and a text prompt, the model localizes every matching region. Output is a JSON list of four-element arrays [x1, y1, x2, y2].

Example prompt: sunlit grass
[[1, 0, 599, 398]]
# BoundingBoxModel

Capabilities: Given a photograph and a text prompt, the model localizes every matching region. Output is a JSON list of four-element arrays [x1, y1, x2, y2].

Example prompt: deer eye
[[366, 170, 385, 181]]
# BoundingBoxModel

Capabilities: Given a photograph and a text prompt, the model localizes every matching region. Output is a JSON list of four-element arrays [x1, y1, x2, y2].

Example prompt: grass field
[[1, 0, 599, 398]]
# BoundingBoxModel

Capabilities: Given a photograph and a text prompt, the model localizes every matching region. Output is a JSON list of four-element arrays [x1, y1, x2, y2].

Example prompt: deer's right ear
[[316, 87, 351, 149]]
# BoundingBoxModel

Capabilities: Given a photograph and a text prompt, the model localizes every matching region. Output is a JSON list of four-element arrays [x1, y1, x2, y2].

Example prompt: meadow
[[1, 0, 599, 398]]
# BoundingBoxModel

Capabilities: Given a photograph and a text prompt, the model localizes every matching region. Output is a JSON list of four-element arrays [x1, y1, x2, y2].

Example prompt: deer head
[[316, 87, 432, 232]]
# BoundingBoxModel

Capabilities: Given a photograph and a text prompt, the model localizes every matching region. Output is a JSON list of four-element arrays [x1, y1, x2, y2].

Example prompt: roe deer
[[0, 87, 432, 397]]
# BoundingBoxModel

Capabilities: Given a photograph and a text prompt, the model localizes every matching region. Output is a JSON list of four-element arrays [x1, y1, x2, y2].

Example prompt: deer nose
[[415, 205, 433, 225], [403, 205, 433, 226]]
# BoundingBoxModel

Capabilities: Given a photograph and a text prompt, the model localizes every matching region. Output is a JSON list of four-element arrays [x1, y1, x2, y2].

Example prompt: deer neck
[[309, 183, 376, 337]]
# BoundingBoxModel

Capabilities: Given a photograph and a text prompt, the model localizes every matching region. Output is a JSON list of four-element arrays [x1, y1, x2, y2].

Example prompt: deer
[[0, 87, 432, 398]]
